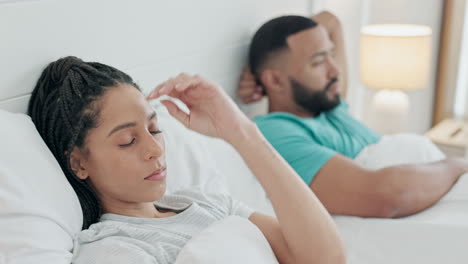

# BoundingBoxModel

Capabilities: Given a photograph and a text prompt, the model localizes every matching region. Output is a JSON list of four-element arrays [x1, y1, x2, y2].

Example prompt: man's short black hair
[[249, 15, 318, 84]]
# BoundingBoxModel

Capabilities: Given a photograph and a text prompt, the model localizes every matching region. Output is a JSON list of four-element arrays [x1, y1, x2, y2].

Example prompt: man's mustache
[[324, 77, 338, 92]]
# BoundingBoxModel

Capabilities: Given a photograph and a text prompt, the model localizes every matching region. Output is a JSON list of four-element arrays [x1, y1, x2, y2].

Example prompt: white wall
[[1, 0, 442, 134], [0, 0, 311, 113], [312, 0, 443, 134]]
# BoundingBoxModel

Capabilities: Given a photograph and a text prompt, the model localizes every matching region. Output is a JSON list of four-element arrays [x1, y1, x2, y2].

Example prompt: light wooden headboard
[[0, 0, 311, 114]]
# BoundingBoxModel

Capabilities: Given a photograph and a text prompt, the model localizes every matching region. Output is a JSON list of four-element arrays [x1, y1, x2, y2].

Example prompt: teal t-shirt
[[255, 101, 381, 184]]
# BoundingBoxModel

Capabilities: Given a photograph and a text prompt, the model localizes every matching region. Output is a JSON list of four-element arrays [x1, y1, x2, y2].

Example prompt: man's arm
[[311, 11, 348, 98], [311, 154, 468, 218]]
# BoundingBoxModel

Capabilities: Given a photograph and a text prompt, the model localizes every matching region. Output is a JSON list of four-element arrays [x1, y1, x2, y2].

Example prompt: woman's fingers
[[150, 74, 188, 99], [146, 82, 165, 100], [147, 76, 179, 100], [160, 99, 190, 128], [148, 73, 208, 106], [149, 70, 263, 104], [174, 74, 200, 93]]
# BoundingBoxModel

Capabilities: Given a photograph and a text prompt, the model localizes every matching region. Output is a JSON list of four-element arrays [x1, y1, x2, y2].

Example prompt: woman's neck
[[101, 198, 175, 218]]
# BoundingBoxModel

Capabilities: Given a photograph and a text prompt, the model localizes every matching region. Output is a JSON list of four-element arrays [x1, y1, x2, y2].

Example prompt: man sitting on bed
[[238, 11, 468, 218]]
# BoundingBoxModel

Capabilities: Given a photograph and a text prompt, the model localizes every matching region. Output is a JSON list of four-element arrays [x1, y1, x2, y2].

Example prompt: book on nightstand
[[425, 119, 468, 158]]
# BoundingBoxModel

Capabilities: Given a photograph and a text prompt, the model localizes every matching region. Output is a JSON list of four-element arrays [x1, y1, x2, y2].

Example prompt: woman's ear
[[260, 69, 288, 94], [69, 148, 89, 180]]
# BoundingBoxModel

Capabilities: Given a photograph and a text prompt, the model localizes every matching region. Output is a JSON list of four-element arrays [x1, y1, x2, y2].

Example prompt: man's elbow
[[373, 188, 415, 218]]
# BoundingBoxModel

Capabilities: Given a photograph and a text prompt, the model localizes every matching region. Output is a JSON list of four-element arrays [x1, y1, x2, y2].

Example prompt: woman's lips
[[145, 168, 167, 181]]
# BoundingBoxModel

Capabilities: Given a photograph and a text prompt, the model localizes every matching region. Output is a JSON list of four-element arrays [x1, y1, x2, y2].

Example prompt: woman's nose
[[143, 133, 164, 161]]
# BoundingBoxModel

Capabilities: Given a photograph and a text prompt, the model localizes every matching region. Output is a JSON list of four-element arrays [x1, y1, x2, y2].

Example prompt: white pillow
[[175, 216, 279, 264], [0, 110, 82, 264], [354, 133, 446, 170], [353, 133, 468, 204]]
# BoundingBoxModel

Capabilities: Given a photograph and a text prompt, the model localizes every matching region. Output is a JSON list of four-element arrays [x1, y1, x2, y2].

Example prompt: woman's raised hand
[[147, 73, 254, 145]]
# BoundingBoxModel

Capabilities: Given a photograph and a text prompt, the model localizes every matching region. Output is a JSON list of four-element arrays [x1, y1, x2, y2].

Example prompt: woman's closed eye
[[119, 138, 136, 147], [118, 130, 163, 148], [150, 130, 163, 135]]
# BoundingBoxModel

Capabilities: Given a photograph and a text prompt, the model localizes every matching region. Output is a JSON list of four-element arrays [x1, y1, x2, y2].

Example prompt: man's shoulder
[[254, 112, 308, 130], [254, 112, 302, 125], [254, 112, 315, 141]]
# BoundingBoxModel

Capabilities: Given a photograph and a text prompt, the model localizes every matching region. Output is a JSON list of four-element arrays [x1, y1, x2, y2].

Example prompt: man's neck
[[268, 102, 316, 118]]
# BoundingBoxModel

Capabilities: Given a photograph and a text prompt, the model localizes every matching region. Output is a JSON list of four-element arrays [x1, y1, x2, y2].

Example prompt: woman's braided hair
[[28, 56, 140, 229]]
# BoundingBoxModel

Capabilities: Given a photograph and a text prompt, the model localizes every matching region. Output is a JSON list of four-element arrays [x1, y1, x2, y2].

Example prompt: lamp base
[[369, 90, 409, 134]]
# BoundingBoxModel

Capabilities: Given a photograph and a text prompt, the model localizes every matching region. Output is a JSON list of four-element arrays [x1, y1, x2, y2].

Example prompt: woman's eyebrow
[[107, 111, 157, 137]]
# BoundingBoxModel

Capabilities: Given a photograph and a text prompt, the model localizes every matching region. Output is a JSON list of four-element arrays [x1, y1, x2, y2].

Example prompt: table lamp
[[360, 24, 432, 134]]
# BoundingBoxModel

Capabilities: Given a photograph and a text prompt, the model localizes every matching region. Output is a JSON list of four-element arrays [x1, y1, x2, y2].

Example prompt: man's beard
[[290, 77, 340, 115]]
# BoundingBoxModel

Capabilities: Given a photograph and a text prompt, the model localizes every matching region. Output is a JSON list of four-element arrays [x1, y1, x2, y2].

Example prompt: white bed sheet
[[333, 173, 468, 264]]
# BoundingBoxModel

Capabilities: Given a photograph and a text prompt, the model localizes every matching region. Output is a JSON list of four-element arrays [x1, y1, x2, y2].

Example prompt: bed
[[1, 104, 468, 264]]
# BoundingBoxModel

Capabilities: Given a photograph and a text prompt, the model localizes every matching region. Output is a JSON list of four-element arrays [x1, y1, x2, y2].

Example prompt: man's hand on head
[[238, 66, 265, 104], [311, 11, 340, 35]]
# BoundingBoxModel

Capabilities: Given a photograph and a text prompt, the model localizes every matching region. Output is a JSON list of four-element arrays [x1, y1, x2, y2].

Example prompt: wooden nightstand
[[425, 119, 468, 158]]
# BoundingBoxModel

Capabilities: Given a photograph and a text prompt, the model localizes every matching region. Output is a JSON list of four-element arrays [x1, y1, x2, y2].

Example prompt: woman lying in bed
[[27, 56, 345, 264]]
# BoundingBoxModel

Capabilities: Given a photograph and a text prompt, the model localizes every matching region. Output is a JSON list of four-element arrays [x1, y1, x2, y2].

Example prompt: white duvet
[[175, 216, 279, 264]]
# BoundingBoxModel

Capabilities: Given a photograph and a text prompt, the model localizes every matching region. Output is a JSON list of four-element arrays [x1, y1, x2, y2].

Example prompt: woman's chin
[[150, 182, 167, 201]]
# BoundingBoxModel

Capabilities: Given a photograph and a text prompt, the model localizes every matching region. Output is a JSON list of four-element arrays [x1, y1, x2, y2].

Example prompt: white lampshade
[[360, 24, 432, 91]]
